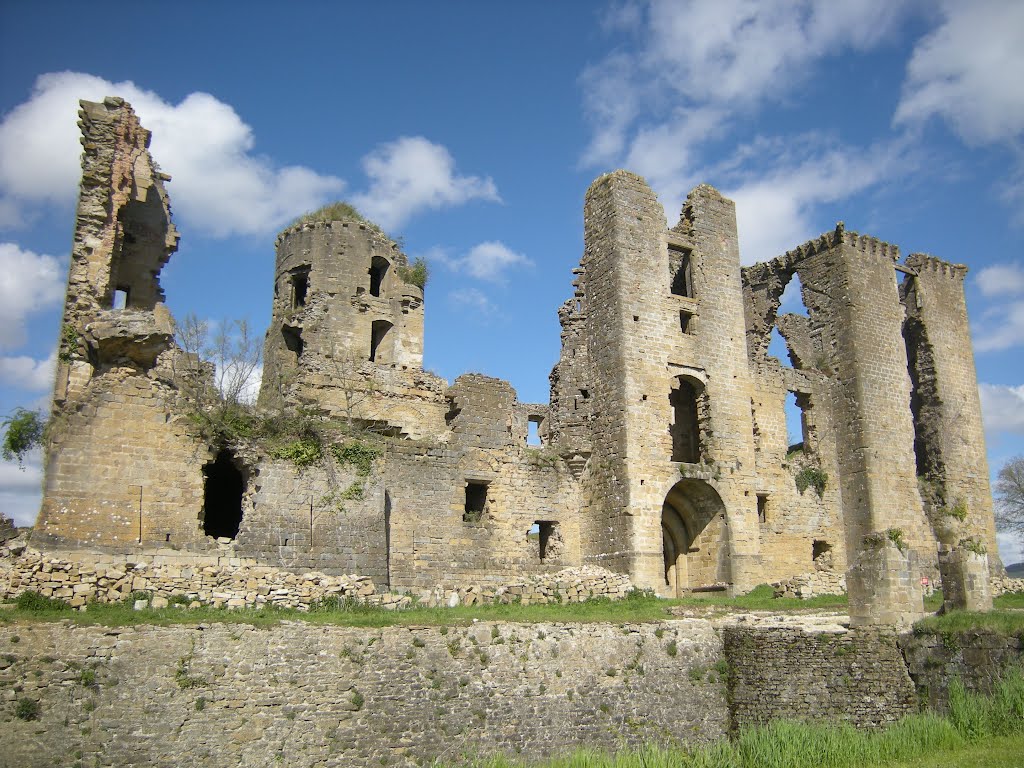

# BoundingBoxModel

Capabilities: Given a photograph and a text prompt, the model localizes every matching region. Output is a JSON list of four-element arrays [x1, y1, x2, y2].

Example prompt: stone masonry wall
[[0, 620, 726, 767], [724, 625, 918, 731], [899, 628, 1024, 712]]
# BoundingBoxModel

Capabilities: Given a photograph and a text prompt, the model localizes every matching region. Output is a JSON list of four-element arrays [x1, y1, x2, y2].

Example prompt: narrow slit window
[[757, 494, 768, 524]]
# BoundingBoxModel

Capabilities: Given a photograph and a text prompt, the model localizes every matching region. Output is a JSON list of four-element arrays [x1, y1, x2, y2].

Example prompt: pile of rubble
[[1, 539, 634, 611], [772, 570, 846, 600]]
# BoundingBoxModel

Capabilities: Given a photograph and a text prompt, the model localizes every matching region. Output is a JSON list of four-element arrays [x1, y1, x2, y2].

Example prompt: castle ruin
[[31, 98, 998, 624]]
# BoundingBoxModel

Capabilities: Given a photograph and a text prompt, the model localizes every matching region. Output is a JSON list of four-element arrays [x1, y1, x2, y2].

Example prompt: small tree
[[995, 456, 1024, 540], [175, 314, 262, 407], [1, 408, 46, 468]]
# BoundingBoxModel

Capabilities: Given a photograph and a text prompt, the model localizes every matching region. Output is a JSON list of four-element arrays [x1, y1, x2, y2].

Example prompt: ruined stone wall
[[724, 625, 918, 730], [742, 253, 848, 586], [902, 254, 998, 563], [386, 375, 582, 590], [0, 620, 727, 767], [35, 366, 211, 551]]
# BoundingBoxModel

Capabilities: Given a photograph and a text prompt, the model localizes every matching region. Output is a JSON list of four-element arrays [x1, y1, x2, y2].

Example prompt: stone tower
[[559, 171, 762, 594], [258, 213, 447, 440]]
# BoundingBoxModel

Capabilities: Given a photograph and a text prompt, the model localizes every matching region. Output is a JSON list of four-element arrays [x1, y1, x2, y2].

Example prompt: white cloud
[[0, 352, 56, 391], [0, 71, 344, 237], [976, 263, 1024, 297], [895, 0, 1024, 145], [725, 141, 901, 264], [352, 137, 500, 232], [447, 288, 498, 315], [581, 0, 912, 172], [0, 451, 42, 527], [972, 263, 1024, 353], [424, 241, 532, 282], [996, 531, 1023, 569], [979, 383, 1024, 435], [0, 242, 64, 350]]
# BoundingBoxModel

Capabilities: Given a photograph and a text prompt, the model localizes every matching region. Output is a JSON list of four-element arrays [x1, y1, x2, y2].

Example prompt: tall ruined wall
[[259, 219, 447, 441], [0, 620, 727, 767], [36, 98, 211, 551], [901, 254, 998, 562]]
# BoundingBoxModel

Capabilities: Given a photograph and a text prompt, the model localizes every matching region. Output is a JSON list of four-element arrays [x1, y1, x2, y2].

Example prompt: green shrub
[[350, 688, 365, 711], [270, 438, 323, 467], [2, 408, 46, 467], [397, 257, 429, 290], [15, 697, 40, 721], [15, 591, 71, 612], [330, 440, 382, 476], [794, 466, 828, 497], [289, 202, 382, 233]]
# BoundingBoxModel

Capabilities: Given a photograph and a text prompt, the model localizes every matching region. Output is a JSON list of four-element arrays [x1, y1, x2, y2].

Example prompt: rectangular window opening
[[669, 245, 693, 298], [464, 481, 488, 523], [290, 267, 310, 309], [680, 310, 693, 334], [534, 520, 561, 561], [113, 287, 129, 310], [527, 417, 542, 446]]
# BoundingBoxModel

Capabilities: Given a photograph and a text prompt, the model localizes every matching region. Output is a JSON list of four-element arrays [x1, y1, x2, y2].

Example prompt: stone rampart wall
[[724, 625, 918, 730], [0, 619, 725, 767], [899, 628, 1024, 712]]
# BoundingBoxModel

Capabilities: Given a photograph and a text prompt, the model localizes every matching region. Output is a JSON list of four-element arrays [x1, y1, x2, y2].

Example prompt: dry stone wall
[[724, 625, 918, 730], [0, 620, 726, 767]]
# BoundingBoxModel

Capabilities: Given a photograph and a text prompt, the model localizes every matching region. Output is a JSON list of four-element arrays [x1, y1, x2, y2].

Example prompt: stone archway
[[661, 479, 728, 597]]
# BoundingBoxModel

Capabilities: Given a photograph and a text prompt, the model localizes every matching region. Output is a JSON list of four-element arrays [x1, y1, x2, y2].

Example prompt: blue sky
[[1, 1, 1022, 563]]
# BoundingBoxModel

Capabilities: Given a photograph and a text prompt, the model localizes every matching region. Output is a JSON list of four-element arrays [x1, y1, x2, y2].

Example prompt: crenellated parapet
[[904, 252, 968, 282]]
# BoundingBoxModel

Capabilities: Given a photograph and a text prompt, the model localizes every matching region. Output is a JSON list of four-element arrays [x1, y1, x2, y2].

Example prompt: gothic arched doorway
[[661, 479, 728, 597]]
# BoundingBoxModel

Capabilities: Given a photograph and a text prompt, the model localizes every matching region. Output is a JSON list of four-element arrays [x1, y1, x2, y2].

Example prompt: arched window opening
[[370, 319, 393, 362], [201, 450, 244, 539], [369, 256, 390, 297], [670, 377, 703, 463], [669, 245, 693, 298]]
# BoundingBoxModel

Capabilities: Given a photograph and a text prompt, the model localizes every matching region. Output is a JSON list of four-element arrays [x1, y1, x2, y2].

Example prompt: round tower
[[258, 209, 428, 421]]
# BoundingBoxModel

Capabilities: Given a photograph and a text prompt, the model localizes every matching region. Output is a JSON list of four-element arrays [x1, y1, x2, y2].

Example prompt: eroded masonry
[[32, 98, 998, 623]]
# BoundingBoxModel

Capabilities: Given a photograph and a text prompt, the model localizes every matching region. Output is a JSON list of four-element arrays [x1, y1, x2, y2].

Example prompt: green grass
[[914, 608, 1024, 637], [288, 201, 383, 232], [0, 586, 852, 629], [450, 668, 1024, 768]]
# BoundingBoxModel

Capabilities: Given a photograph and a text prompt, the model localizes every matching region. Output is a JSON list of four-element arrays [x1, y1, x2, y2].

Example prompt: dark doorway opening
[[202, 450, 244, 539]]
